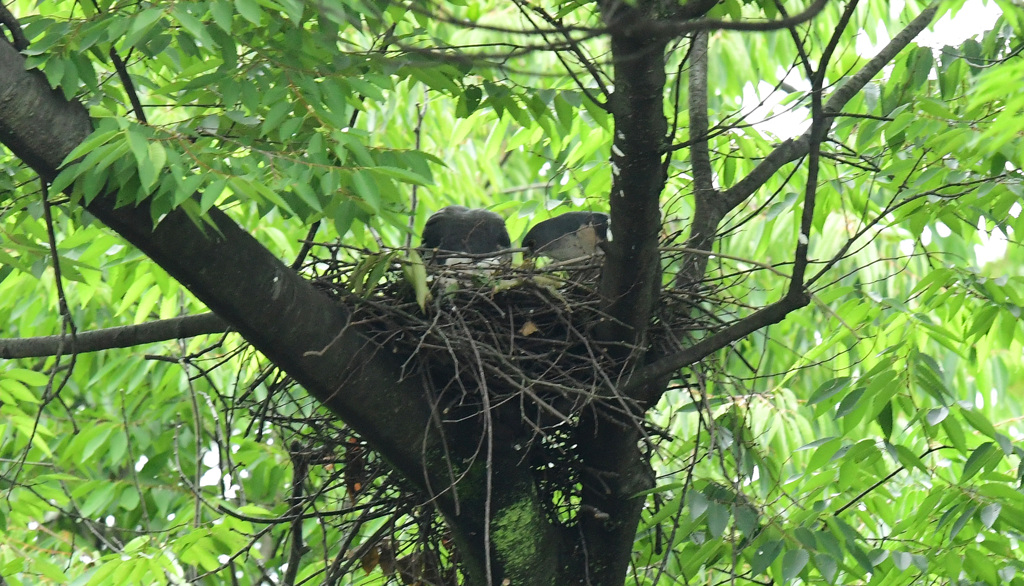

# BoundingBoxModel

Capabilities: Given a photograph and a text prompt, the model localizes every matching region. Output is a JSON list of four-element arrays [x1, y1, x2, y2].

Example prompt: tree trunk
[[573, 4, 674, 584]]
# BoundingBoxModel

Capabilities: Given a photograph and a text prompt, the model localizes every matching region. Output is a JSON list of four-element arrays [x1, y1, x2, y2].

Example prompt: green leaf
[[291, 182, 323, 213], [876, 399, 893, 439], [949, 504, 978, 542], [148, 142, 167, 184], [707, 502, 729, 538], [781, 548, 809, 583], [750, 539, 783, 576], [689, 490, 709, 519], [962, 442, 996, 482], [402, 251, 431, 312], [351, 169, 380, 213], [964, 548, 1000, 584], [50, 162, 83, 194], [210, 0, 234, 32], [119, 486, 141, 511], [960, 406, 999, 439], [366, 165, 432, 186], [0, 379, 39, 404], [262, 100, 293, 135], [641, 493, 683, 529], [808, 377, 851, 406], [81, 425, 115, 462], [235, 0, 263, 25], [891, 443, 928, 473], [79, 482, 116, 517], [925, 406, 948, 425], [942, 416, 968, 452], [793, 527, 816, 550], [59, 127, 121, 168], [123, 8, 166, 49], [277, 0, 303, 22], [200, 177, 227, 212], [848, 543, 874, 575], [892, 550, 912, 571], [734, 504, 759, 535], [834, 387, 865, 419], [84, 557, 121, 586], [332, 199, 357, 238], [807, 438, 843, 472], [126, 127, 153, 189], [4, 369, 49, 387], [171, 4, 218, 48], [979, 503, 1001, 529], [35, 558, 69, 583], [813, 553, 837, 583]]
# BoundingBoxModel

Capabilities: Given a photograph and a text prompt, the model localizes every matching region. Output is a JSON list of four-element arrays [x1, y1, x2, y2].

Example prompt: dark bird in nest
[[420, 206, 511, 267], [522, 211, 609, 262]]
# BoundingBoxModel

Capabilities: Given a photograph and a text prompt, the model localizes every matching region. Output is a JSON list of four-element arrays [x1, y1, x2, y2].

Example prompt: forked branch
[[721, 2, 940, 212], [657, 1, 940, 400]]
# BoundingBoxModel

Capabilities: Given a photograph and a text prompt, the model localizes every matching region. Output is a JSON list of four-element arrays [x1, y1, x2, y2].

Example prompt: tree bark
[[598, 23, 667, 350]]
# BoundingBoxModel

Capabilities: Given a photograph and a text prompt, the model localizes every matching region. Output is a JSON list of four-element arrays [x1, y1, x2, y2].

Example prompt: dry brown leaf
[[519, 320, 539, 336]]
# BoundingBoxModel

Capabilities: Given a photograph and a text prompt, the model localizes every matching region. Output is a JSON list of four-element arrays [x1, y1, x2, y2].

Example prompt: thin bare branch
[[0, 313, 229, 359]]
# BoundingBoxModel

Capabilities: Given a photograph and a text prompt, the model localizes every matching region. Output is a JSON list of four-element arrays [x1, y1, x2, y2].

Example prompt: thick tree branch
[[0, 38, 566, 586], [687, 31, 713, 197], [626, 289, 810, 402], [0, 40, 434, 475], [605, 0, 828, 40], [0, 4, 27, 51], [677, 30, 717, 286], [0, 53, 92, 177], [0, 313, 229, 359], [575, 409, 654, 585]]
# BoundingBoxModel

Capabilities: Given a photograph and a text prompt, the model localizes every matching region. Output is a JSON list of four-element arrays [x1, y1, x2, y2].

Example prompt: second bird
[[522, 211, 610, 262]]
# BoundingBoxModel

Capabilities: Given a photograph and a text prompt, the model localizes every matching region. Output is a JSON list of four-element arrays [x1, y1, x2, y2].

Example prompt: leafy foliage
[[1, 0, 1023, 584]]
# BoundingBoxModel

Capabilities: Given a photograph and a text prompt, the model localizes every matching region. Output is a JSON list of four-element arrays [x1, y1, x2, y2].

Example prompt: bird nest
[[308, 246, 701, 432], [237, 243, 727, 488], [282, 245, 712, 468]]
